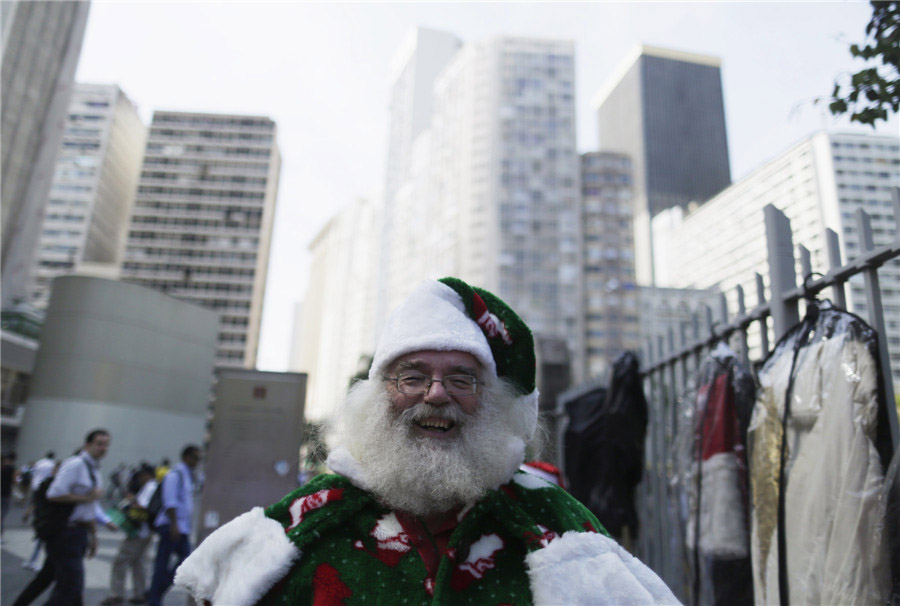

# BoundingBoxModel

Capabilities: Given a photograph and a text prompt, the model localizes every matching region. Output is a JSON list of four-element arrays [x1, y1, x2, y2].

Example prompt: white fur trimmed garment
[[527, 531, 680, 605]]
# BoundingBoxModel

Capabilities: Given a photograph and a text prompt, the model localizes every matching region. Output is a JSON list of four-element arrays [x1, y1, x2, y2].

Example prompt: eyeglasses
[[385, 373, 479, 396]]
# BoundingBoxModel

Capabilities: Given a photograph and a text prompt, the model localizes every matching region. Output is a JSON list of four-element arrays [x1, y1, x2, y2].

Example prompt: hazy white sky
[[75, 1, 899, 371]]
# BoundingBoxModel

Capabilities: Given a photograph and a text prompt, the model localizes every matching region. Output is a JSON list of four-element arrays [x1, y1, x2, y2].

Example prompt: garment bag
[[749, 300, 894, 606]]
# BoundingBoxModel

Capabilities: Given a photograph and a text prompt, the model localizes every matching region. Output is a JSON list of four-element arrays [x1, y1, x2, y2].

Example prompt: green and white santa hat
[[369, 277, 539, 438]]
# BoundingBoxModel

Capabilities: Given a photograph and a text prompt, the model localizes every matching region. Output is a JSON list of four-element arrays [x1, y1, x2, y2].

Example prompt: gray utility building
[[15, 276, 218, 475], [594, 45, 732, 285]]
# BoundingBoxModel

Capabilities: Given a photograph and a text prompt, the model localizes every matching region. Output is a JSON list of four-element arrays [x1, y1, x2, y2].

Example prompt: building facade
[[652, 131, 900, 381], [377, 27, 462, 333], [1, 0, 91, 308], [295, 31, 584, 421], [594, 45, 731, 285], [293, 197, 380, 422], [121, 111, 281, 368], [580, 152, 640, 379], [29, 83, 146, 309], [428, 35, 583, 374]]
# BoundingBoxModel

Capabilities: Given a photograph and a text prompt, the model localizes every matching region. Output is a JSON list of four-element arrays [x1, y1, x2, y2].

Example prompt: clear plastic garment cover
[[749, 299, 897, 606], [675, 341, 756, 606]]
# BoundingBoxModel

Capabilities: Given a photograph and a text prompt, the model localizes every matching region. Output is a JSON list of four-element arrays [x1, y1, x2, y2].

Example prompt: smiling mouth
[[414, 418, 457, 433]]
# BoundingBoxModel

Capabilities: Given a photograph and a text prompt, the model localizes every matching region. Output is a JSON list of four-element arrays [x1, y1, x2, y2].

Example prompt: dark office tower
[[594, 45, 731, 285]]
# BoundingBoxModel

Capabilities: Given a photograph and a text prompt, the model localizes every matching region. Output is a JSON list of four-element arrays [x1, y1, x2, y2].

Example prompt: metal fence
[[637, 189, 900, 598]]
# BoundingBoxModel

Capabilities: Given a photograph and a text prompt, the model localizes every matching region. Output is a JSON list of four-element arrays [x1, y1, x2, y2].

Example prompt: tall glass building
[[594, 45, 731, 285]]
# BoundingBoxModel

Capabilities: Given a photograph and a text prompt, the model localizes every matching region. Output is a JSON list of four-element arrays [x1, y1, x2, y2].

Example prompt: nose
[[423, 378, 451, 405]]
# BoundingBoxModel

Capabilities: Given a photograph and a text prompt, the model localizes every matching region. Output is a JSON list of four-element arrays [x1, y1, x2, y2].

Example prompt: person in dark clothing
[[13, 462, 60, 606], [1, 452, 17, 537]]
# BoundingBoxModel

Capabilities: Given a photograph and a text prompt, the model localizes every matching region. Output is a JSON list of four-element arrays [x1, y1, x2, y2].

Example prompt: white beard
[[340, 378, 526, 516]]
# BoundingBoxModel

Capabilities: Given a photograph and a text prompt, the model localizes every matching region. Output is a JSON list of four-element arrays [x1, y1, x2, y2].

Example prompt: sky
[[74, 1, 899, 371]]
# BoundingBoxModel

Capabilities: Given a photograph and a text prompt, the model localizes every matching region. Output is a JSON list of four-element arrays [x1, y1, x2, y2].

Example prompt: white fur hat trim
[[369, 280, 497, 379]]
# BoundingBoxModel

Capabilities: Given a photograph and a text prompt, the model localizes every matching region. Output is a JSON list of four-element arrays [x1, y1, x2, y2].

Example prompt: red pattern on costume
[[523, 524, 558, 549], [472, 292, 513, 345], [353, 512, 412, 567], [450, 533, 504, 591], [582, 521, 598, 533], [500, 484, 518, 500], [312, 563, 352, 606], [286, 488, 344, 531]]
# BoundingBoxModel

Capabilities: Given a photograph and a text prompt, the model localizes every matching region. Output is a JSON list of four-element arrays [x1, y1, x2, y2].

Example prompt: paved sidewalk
[[2, 501, 191, 606]]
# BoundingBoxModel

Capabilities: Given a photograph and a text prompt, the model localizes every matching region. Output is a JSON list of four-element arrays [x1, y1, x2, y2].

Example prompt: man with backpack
[[146, 445, 201, 606], [13, 461, 61, 605], [43, 429, 114, 606]]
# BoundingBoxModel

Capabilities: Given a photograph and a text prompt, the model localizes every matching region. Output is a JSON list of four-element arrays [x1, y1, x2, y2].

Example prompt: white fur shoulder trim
[[174, 507, 300, 606], [326, 445, 371, 490], [526, 531, 681, 605]]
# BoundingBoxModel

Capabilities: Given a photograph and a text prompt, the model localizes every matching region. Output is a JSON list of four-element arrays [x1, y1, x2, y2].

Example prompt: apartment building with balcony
[[121, 111, 281, 368]]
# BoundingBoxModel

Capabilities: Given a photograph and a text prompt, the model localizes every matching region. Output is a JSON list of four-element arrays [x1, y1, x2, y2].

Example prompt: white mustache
[[397, 402, 468, 427]]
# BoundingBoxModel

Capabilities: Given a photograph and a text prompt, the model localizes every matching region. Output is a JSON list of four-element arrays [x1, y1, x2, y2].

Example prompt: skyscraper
[[121, 111, 281, 368], [295, 31, 584, 421], [594, 45, 731, 285], [580, 152, 639, 378], [377, 27, 462, 331], [1, 0, 91, 308], [294, 197, 380, 421], [29, 83, 146, 310], [428, 36, 582, 372]]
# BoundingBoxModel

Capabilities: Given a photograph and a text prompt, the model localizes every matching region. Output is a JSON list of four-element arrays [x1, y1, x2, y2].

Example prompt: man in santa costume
[[175, 277, 679, 605]]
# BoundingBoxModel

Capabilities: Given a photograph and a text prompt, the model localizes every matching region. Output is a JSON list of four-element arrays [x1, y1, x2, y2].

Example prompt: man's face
[[385, 350, 481, 440], [85, 434, 110, 460], [184, 451, 201, 469]]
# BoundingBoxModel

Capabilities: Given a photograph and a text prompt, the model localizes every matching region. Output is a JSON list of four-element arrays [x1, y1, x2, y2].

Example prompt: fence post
[[825, 229, 847, 310], [764, 204, 800, 341], [756, 273, 770, 354], [736, 284, 750, 367], [855, 209, 900, 449]]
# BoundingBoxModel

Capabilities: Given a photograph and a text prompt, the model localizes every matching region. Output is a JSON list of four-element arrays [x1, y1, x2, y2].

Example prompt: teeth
[[417, 419, 453, 430]]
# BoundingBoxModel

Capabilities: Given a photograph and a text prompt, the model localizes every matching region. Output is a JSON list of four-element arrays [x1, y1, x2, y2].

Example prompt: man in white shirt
[[44, 429, 111, 606], [102, 465, 158, 605], [146, 445, 201, 606]]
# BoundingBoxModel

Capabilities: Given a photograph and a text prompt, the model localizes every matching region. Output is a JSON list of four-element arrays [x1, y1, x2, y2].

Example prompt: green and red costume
[[175, 461, 678, 605]]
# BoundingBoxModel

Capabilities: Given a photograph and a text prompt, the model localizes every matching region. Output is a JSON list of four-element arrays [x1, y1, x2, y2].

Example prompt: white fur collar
[[526, 531, 681, 605], [174, 507, 299, 606]]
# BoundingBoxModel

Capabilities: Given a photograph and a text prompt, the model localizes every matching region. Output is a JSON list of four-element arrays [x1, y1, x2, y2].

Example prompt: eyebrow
[[390, 360, 480, 377]]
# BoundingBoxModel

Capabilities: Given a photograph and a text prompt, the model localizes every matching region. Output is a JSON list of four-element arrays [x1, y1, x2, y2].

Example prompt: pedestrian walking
[[42, 429, 117, 606], [146, 446, 200, 606], [101, 465, 157, 605], [1, 452, 17, 538], [13, 461, 60, 606]]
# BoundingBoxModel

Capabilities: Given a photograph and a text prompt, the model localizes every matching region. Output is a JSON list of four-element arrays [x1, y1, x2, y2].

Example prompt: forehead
[[388, 350, 482, 374]]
